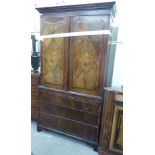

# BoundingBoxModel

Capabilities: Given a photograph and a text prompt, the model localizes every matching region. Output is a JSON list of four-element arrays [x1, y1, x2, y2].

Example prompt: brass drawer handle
[[83, 104, 90, 111], [83, 116, 89, 121]]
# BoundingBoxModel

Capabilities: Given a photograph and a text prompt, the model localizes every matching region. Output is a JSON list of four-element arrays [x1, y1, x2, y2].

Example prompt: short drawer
[[39, 112, 98, 142], [40, 102, 99, 126]]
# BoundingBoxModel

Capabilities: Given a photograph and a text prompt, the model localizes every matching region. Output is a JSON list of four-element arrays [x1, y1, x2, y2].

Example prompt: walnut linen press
[[35, 2, 116, 149]]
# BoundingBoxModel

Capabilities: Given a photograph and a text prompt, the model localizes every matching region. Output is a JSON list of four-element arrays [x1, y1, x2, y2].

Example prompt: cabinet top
[[35, 2, 116, 17]]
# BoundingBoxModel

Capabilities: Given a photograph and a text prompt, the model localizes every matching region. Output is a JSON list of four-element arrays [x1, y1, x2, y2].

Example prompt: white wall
[[111, 39, 123, 88], [111, 0, 123, 89], [31, 2, 40, 33]]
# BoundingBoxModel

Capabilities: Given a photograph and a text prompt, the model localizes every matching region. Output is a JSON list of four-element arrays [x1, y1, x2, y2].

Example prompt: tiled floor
[[31, 121, 98, 155]]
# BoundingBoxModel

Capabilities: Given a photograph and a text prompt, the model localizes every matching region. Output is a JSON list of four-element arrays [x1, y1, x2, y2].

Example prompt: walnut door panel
[[40, 16, 69, 89], [39, 112, 98, 142], [69, 16, 107, 95]]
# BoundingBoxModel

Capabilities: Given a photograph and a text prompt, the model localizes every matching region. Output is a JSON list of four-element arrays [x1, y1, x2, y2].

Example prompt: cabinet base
[[99, 150, 122, 155], [37, 125, 98, 151]]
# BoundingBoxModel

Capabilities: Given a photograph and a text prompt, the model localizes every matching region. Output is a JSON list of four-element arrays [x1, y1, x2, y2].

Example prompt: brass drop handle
[[83, 115, 89, 122], [83, 104, 89, 111], [45, 104, 51, 113]]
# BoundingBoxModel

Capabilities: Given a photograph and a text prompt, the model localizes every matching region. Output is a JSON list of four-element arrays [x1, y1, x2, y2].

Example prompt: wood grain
[[69, 16, 108, 95], [40, 16, 69, 89]]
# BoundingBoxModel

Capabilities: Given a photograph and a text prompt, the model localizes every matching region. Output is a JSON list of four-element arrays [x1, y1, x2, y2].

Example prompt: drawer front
[[40, 102, 99, 126], [39, 91, 101, 114], [39, 112, 98, 142]]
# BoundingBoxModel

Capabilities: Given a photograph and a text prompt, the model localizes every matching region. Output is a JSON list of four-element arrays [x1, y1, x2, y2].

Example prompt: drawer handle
[[83, 116, 89, 121], [44, 96, 50, 102], [83, 105, 89, 111]]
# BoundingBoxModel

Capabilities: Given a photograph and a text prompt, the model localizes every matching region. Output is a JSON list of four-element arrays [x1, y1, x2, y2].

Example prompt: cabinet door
[[69, 16, 109, 95], [40, 16, 69, 89]]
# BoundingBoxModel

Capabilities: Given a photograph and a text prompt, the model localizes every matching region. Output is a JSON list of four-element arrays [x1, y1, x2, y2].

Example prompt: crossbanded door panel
[[40, 15, 69, 90], [69, 16, 108, 95]]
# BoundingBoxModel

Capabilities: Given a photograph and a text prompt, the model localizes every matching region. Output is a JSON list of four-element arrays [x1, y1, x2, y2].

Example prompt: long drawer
[[39, 112, 98, 142], [39, 88, 101, 115], [40, 101, 99, 126]]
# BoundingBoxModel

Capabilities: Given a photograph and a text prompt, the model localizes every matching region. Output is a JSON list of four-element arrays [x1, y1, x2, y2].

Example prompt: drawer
[[39, 92, 101, 114], [72, 100, 100, 114], [40, 102, 99, 126], [39, 112, 98, 142]]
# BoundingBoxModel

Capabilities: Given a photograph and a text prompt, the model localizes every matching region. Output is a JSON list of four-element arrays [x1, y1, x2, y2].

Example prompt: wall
[[111, 25, 123, 88], [111, 0, 123, 89]]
